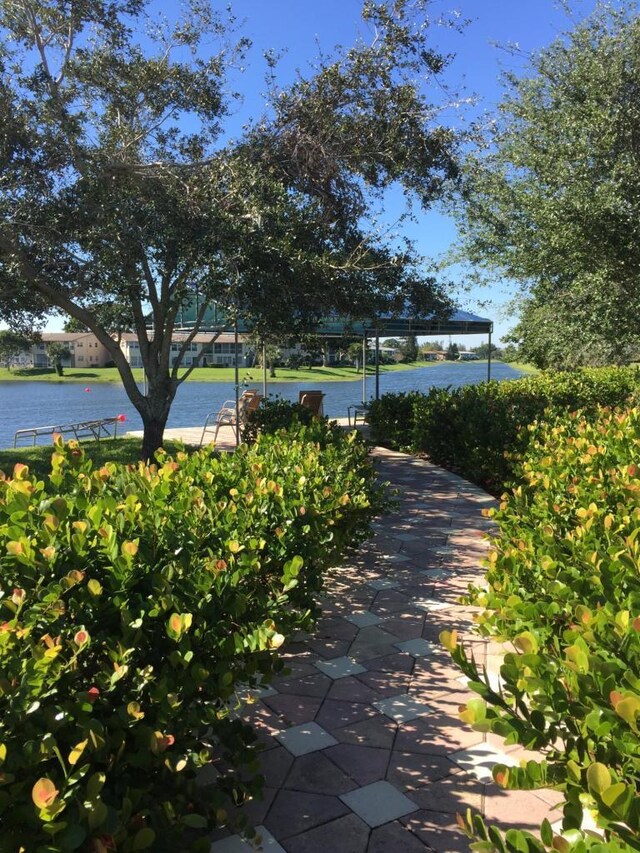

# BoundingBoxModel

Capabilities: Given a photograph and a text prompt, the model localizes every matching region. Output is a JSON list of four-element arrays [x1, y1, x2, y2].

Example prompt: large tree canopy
[[0, 0, 460, 455], [453, 4, 640, 369]]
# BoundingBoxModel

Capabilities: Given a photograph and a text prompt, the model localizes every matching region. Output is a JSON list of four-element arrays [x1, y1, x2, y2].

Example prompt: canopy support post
[[375, 331, 380, 400], [262, 341, 267, 398], [234, 317, 240, 447], [362, 332, 367, 405], [487, 325, 493, 382]]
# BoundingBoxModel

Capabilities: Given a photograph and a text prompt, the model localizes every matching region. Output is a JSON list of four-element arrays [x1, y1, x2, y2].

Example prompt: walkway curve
[[211, 448, 560, 853]]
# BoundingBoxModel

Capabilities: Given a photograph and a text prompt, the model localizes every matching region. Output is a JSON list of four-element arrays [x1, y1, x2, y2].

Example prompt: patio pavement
[[127, 417, 365, 452], [211, 447, 561, 852]]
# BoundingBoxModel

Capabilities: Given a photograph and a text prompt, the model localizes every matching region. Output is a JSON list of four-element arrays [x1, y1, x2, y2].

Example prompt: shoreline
[[0, 360, 480, 385]]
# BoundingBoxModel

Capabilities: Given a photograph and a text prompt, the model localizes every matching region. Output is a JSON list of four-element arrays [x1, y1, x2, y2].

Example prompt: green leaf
[[181, 814, 208, 828], [504, 829, 530, 853], [601, 782, 629, 810], [132, 828, 156, 850], [540, 819, 553, 847], [586, 762, 611, 795]]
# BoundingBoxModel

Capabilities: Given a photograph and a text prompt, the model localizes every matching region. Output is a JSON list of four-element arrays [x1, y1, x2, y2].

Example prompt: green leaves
[[454, 5, 640, 369], [367, 368, 640, 492], [0, 425, 386, 850], [442, 402, 640, 850]]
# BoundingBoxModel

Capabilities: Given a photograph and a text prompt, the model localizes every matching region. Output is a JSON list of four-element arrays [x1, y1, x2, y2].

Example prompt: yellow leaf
[[87, 579, 102, 596], [32, 778, 58, 809], [267, 632, 285, 649], [122, 540, 139, 557], [439, 630, 458, 652], [514, 631, 538, 655], [127, 701, 144, 720], [68, 739, 88, 766]]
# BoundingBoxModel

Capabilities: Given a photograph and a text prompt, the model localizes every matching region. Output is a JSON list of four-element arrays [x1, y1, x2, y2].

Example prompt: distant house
[[117, 332, 247, 368], [458, 352, 479, 361], [31, 333, 111, 368]]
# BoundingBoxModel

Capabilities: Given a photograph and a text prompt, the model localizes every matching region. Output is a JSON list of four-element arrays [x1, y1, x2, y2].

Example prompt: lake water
[[0, 362, 524, 449]]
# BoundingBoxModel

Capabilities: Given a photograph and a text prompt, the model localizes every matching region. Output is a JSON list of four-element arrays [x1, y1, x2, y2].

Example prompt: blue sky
[[42, 0, 600, 345], [210, 0, 597, 346]]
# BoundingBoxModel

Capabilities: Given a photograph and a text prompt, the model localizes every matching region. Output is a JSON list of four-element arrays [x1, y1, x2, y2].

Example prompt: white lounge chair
[[200, 390, 262, 446]]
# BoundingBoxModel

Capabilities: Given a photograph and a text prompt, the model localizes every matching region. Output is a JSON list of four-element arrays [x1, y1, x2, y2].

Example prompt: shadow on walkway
[[211, 448, 561, 852]]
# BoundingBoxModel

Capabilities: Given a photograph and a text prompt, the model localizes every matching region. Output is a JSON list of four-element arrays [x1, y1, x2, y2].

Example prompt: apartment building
[[31, 333, 111, 368], [117, 332, 248, 368]]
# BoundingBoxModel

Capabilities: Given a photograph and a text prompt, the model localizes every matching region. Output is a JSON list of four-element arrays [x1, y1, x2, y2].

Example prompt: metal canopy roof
[[314, 309, 493, 337], [176, 300, 493, 337]]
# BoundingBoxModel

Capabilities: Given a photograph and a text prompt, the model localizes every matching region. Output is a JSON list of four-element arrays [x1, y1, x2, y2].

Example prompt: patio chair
[[299, 390, 325, 417], [200, 389, 262, 446], [347, 403, 369, 427]]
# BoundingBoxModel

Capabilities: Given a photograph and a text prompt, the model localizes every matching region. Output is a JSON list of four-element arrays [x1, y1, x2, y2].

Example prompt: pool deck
[[210, 448, 561, 852], [126, 417, 366, 451]]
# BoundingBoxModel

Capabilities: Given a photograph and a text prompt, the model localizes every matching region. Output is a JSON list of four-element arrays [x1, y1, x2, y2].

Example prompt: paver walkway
[[211, 448, 560, 852]]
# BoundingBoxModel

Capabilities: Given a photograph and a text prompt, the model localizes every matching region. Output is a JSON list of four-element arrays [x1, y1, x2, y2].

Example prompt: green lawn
[[0, 361, 438, 384], [0, 438, 184, 481], [507, 362, 539, 374]]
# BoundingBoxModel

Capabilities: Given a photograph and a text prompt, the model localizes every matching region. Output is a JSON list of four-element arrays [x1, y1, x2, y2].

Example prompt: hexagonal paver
[[373, 693, 434, 723], [314, 656, 367, 680], [340, 780, 418, 827], [394, 638, 438, 657], [345, 611, 384, 628], [275, 722, 338, 757]]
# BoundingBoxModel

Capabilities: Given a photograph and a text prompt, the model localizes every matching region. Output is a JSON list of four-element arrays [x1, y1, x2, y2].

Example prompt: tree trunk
[[56, 361, 64, 376], [269, 358, 276, 379], [138, 382, 176, 460]]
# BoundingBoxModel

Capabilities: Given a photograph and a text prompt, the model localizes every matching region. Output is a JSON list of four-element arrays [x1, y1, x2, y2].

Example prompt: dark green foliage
[[364, 391, 425, 450], [398, 335, 419, 363], [242, 397, 315, 444], [0, 424, 386, 850], [444, 405, 640, 851], [0, 0, 459, 457], [455, 6, 640, 367], [367, 367, 640, 491]]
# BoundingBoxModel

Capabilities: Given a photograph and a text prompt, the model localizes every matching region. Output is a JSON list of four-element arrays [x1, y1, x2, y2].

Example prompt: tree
[[0, 330, 35, 368], [472, 341, 499, 360], [46, 342, 71, 376], [347, 341, 365, 371], [445, 341, 459, 360], [503, 293, 640, 369], [0, 0, 460, 457], [399, 334, 419, 362], [454, 4, 640, 367], [420, 339, 444, 352], [500, 343, 520, 363]]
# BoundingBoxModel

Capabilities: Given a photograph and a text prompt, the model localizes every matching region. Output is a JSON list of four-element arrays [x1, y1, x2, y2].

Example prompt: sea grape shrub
[[369, 366, 640, 492], [365, 391, 424, 450], [0, 424, 386, 852], [443, 406, 640, 851], [242, 397, 315, 444]]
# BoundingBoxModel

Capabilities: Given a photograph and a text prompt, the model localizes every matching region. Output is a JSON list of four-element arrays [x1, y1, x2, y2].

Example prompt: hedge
[[443, 406, 640, 852], [0, 423, 386, 852], [366, 367, 640, 492]]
